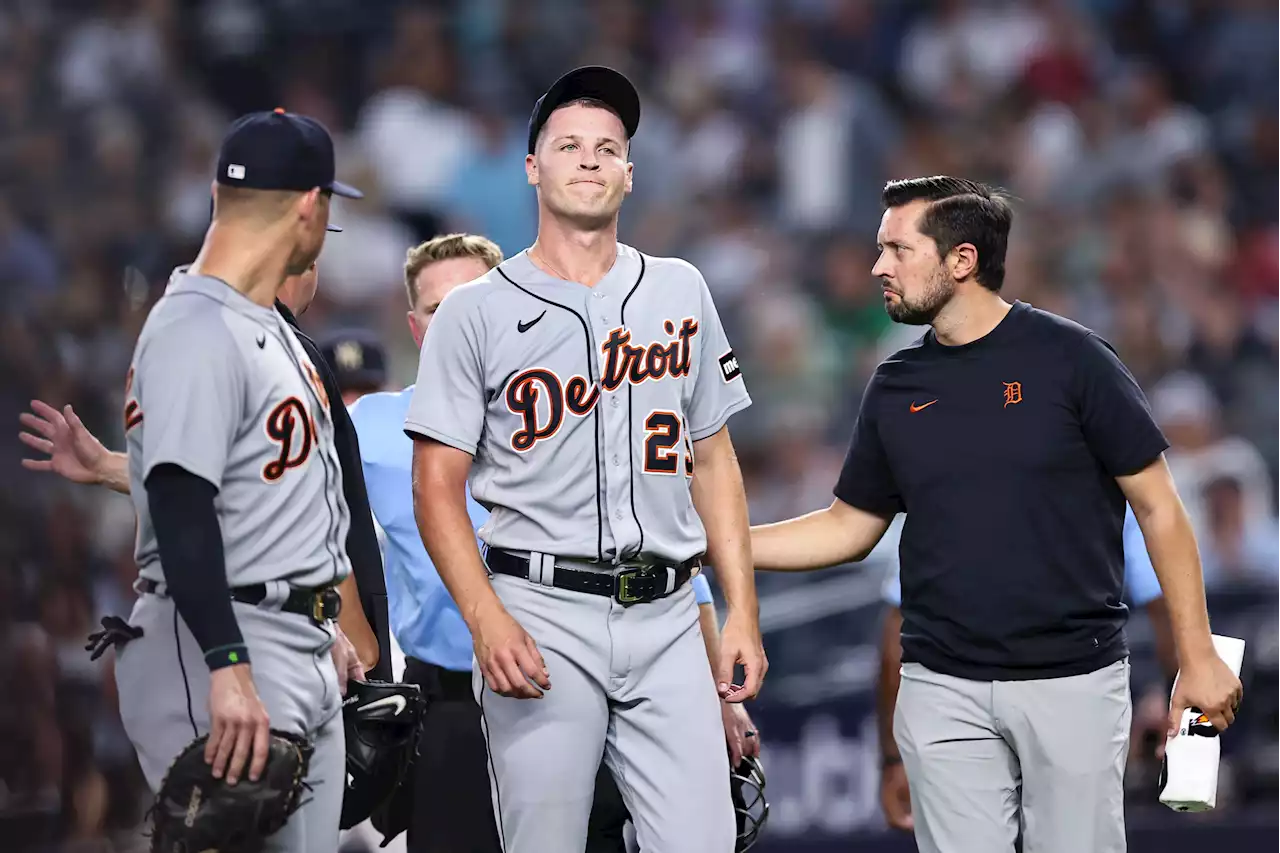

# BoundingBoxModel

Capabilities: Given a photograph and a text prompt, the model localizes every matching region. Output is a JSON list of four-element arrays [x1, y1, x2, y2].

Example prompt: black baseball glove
[[340, 679, 426, 831], [148, 729, 314, 853]]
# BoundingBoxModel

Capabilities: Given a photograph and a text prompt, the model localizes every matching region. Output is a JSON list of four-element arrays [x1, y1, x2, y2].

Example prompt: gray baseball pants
[[894, 658, 1132, 853], [114, 590, 346, 853], [476, 570, 735, 853]]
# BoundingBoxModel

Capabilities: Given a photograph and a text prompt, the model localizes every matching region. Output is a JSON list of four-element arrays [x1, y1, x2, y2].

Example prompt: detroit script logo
[[506, 318, 698, 452]]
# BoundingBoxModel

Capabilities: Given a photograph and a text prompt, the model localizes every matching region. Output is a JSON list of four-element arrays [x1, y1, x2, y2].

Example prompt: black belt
[[138, 579, 342, 623], [485, 549, 699, 607]]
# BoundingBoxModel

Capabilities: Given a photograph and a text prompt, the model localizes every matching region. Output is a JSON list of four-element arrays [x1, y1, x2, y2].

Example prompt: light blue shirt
[[692, 573, 713, 605], [881, 506, 1163, 608], [351, 386, 485, 671], [351, 386, 715, 670]]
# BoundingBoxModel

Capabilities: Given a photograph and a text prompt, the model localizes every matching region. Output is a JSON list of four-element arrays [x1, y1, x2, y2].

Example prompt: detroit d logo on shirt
[[262, 397, 315, 481], [505, 318, 699, 452]]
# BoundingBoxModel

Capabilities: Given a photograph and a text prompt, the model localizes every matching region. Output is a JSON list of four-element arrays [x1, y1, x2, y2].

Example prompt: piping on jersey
[[495, 266, 606, 562], [619, 259, 647, 561], [274, 318, 345, 587]]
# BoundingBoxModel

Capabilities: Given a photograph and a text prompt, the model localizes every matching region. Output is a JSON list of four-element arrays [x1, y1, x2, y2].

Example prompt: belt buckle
[[313, 588, 342, 623], [615, 567, 657, 606]]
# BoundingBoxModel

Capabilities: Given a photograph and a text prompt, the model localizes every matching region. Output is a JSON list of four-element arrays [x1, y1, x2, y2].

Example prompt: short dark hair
[[881, 176, 1013, 292]]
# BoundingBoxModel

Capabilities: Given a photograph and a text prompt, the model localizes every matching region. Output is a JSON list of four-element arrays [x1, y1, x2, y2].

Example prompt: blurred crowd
[[0, 0, 1275, 850]]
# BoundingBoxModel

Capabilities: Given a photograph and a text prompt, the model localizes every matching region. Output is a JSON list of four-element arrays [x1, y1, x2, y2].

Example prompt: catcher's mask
[[730, 755, 769, 852]]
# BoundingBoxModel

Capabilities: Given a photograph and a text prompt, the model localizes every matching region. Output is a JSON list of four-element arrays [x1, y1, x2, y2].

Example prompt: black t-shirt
[[836, 301, 1170, 681]]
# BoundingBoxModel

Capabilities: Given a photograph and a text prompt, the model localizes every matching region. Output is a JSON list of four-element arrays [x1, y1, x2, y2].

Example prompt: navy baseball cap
[[317, 329, 387, 393], [217, 108, 363, 202], [527, 66, 641, 155]]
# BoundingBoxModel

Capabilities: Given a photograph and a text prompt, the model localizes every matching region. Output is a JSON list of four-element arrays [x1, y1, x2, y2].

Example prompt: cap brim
[[529, 66, 640, 154], [326, 223, 343, 233], [328, 179, 363, 199]]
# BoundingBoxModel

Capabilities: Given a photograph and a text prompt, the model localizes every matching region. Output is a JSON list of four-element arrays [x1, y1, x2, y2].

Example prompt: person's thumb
[[715, 646, 735, 697], [1167, 696, 1187, 738]]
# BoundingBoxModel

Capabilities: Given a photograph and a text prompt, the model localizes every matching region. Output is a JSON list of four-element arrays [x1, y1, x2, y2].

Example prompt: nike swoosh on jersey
[[358, 694, 407, 715], [909, 400, 938, 413], [517, 311, 546, 333], [256, 334, 266, 349]]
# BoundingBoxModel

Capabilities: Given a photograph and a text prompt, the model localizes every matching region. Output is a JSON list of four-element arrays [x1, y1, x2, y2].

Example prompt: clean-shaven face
[[528, 103, 633, 230], [408, 255, 493, 349]]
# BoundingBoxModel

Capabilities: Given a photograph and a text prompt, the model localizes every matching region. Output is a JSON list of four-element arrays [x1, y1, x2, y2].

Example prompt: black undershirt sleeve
[[145, 462, 248, 670]]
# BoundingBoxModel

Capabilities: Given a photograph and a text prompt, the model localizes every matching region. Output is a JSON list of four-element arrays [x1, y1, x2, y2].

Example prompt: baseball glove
[[148, 729, 314, 853], [339, 679, 426, 831]]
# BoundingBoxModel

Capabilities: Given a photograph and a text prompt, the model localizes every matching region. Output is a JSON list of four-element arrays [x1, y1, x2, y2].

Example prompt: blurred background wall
[[0, 1, 1275, 851]]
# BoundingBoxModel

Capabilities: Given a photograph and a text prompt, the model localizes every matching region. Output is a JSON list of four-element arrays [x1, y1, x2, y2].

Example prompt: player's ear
[[624, 160, 633, 194], [526, 153, 538, 187], [407, 310, 424, 350], [949, 243, 978, 282]]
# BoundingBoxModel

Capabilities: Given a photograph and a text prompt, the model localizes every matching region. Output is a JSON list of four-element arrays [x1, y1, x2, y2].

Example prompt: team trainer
[[750, 176, 1242, 853]]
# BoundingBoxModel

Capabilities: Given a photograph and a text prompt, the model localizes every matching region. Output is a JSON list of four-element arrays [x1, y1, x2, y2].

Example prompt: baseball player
[[19, 263, 385, 680], [110, 109, 362, 852], [750, 176, 1241, 853], [349, 232, 761, 853], [405, 67, 766, 852], [873, 506, 1179, 832]]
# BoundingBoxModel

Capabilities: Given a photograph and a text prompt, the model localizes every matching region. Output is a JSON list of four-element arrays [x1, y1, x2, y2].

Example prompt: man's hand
[[721, 701, 760, 768], [716, 613, 767, 702], [473, 602, 551, 700], [205, 664, 271, 786], [19, 401, 112, 485], [331, 626, 365, 696], [1168, 650, 1243, 735], [880, 760, 913, 831]]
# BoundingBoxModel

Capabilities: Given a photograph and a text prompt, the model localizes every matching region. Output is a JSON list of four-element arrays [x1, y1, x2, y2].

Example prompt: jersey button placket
[[591, 294, 637, 558]]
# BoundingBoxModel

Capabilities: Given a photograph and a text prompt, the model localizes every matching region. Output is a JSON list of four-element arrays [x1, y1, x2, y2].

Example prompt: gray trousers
[[894, 658, 1131, 853], [114, 592, 346, 853], [476, 572, 735, 853]]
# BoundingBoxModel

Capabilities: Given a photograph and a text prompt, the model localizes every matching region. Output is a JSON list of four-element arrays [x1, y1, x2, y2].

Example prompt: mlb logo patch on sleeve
[[718, 351, 742, 382]]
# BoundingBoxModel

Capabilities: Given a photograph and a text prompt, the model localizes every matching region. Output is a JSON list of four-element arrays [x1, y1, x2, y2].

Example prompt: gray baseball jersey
[[404, 244, 747, 851], [125, 270, 351, 589], [403, 244, 750, 564], [117, 269, 352, 853]]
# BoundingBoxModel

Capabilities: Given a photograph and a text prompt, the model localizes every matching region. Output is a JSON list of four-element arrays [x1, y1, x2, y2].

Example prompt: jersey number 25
[[643, 411, 693, 477]]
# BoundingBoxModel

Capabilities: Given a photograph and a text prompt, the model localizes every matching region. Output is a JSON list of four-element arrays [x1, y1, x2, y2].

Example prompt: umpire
[[750, 176, 1242, 853]]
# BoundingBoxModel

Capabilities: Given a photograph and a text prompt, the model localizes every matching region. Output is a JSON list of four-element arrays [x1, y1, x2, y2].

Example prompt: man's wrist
[[1175, 630, 1216, 664], [464, 593, 505, 631], [205, 644, 251, 671], [881, 753, 903, 768]]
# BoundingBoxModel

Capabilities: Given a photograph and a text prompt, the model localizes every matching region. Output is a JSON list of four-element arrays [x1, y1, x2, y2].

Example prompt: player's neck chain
[[529, 245, 616, 287], [529, 247, 572, 282]]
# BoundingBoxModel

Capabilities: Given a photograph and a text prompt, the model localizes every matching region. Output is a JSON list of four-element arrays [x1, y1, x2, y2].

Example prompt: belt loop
[[528, 552, 555, 587], [259, 580, 289, 611], [664, 567, 675, 595]]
